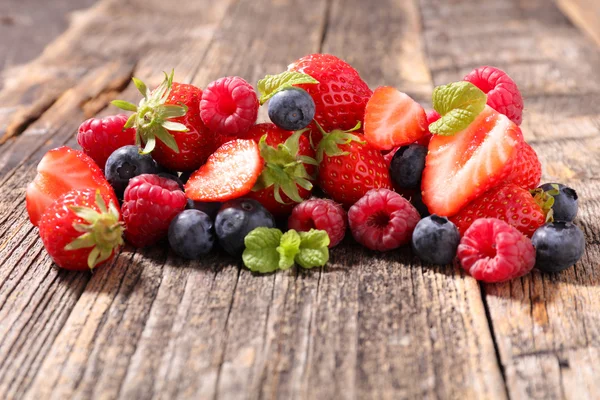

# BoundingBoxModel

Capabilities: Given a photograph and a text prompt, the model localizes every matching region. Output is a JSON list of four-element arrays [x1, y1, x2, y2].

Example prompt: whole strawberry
[[450, 184, 553, 237], [316, 123, 392, 208], [38, 189, 124, 271], [122, 174, 187, 247], [113, 71, 215, 172], [243, 123, 317, 216], [288, 54, 372, 143], [77, 114, 136, 170]]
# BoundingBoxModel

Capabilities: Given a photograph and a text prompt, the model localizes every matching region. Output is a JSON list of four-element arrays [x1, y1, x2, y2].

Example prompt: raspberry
[[200, 76, 259, 136], [464, 66, 524, 125], [457, 218, 535, 283], [288, 198, 347, 248], [348, 188, 420, 251], [77, 114, 136, 169], [122, 174, 187, 248]]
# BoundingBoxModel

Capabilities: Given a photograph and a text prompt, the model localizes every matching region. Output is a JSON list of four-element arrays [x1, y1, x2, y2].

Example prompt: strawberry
[[38, 189, 124, 271], [505, 142, 542, 189], [450, 184, 553, 237], [288, 54, 372, 144], [422, 105, 523, 217], [364, 86, 428, 150], [113, 71, 216, 172], [184, 139, 263, 202], [242, 123, 317, 217], [315, 123, 392, 208], [26, 146, 118, 227]]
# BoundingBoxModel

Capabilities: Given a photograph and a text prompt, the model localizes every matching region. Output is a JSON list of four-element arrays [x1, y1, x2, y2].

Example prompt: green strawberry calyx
[[314, 120, 364, 163], [430, 81, 487, 136], [531, 187, 556, 222], [251, 129, 318, 204], [64, 190, 124, 270], [111, 70, 188, 155], [242, 227, 329, 273]]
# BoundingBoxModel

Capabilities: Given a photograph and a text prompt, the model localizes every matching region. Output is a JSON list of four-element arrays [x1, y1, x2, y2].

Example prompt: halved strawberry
[[364, 86, 428, 150], [421, 106, 523, 217], [184, 139, 263, 202], [26, 147, 118, 227]]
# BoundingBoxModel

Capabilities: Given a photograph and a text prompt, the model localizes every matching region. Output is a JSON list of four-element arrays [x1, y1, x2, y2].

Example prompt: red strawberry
[[26, 147, 118, 227], [184, 139, 263, 202], [288, 54, 372, 143], [382, 109, 438, 167], [38, 189, 124, 271], [242, 123, 317, 217], [364, 86, 428, 150], [113, 72, 216, 172], [505, 142, 541, 189], [122, 174, 187, 248], [450, 184, 552, 237], [422, 106, 524, 217], [464, 66, 524, 125], [315, 123, 392, 208], [77, 114, 136, 170], [457, 218, 535, 282]]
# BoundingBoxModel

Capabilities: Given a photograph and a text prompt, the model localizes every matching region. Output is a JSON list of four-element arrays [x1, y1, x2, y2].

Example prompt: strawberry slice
[[184, 139, 263, 202], [364, 86, 428, 150], [422, 106, 523, 217], [26, 147, 118, 227]]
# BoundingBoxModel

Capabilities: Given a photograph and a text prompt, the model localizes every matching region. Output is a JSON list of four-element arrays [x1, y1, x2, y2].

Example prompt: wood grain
[[557, 0, 600, 47]]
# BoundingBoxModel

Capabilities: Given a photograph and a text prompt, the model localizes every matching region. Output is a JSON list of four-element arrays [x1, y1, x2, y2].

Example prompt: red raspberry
[[348, 188, 420, 251], [464, 66, 524, 125], [200, 76, 259, 137], [122, 174, 187, 248], [457, 218, 535, 283], [288, 199, 347, 248], [77, 114, 136, 169]]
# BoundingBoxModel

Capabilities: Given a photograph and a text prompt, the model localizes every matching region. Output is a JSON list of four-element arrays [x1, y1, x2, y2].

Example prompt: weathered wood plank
[[557, 0, 600, 47], [419, 0, 600, 398]]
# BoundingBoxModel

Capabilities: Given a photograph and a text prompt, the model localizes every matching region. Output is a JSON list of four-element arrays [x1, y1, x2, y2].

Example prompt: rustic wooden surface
[[0, 0, 599, 399]]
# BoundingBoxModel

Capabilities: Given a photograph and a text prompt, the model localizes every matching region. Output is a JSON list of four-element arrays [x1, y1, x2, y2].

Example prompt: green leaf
[[430, 81, 487, 136], [257, 71, 318, 105], [65, 232, 96, 250], [277, 230, 301, 270], [132, 77, 149, 98], [154, 127, 179, 153], [295, 229, 330, 269], [111, 100, 138, 112], [141, 135, 157, 154], [242, 227, 283, 273], [124, 113, 137, 129], [162, 121, 189, 132], [161, 104, 188, 119]]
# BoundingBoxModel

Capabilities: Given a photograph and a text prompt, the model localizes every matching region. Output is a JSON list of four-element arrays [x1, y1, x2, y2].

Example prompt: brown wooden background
[[0, 0, 599, 399]]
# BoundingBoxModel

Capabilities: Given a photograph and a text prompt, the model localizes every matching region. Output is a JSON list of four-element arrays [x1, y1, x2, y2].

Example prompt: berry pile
[[26, 56, 586, 281]]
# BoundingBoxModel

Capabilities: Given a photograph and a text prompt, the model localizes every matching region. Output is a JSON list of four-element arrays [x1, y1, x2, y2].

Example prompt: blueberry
[[180, 171, 192, 184], [390, 144, 428, 189], [215, 198, 276, 256], [411, 215, 460, 265], [532, 222, 585, 273], [268, 87, 315, 131], [410, 190, 430, 218], [158, 173, 184, 191], [187, 199, 222, 220], [168, 210, 215, 259], [539, 183, 578, 222], [105, 145, 160, 198]]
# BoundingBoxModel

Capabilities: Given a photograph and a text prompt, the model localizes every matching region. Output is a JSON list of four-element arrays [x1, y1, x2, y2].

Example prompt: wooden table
[[0, 0, 599, 398]]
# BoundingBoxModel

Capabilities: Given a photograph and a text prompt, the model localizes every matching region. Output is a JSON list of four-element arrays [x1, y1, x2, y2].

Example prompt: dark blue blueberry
[[410, 190, 430, 218], [215, 198, 275, 256], [411, 215, 460, 265], [187, 199, 222, 220], [532, 222, 585, 273], [180, 171, 192, 184], [105, 145, 160, 198], [539, 183, 578, 222], [158, 173, 184, 191], [168, 210, 215, 259], [390, 144, 428, 189], [268, 87, 315, 131]]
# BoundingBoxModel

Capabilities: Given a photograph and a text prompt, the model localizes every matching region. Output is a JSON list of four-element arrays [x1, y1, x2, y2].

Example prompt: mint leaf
[[257, 71, 318, 105], [242, 227, 283, 273], [430, 81, 487, 136], [295, 229, 330, 269], [277, 230, 301, 270]]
